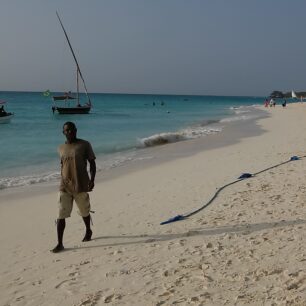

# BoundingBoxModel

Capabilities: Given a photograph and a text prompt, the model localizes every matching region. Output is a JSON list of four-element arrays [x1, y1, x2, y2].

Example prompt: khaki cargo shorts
[[58, 191, 91, 219]]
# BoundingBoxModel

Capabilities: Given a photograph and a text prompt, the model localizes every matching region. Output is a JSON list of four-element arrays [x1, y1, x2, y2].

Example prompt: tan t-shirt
[[58, 139, 96, 193]]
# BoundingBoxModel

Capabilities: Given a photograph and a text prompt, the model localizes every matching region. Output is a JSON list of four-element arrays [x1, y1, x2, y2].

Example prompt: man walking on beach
[[52, 121, 96, 253]]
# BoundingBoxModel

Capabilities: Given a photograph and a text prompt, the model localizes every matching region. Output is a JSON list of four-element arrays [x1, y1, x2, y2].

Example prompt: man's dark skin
[[52, 123, 96, 253]]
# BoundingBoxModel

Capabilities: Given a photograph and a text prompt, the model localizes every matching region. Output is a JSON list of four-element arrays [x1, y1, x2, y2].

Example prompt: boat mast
[[56, 11, 91, 106], [76, 67, 80, 106]]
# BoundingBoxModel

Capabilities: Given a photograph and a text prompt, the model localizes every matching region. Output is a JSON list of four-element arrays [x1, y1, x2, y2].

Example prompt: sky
[[1, 0, 306, 96]]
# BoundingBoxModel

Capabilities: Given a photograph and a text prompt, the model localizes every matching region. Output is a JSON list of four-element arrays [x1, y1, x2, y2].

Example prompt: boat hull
[[0, 113, 14, 123], [53, 96, 75, 101], [52, 106, 91, 114]]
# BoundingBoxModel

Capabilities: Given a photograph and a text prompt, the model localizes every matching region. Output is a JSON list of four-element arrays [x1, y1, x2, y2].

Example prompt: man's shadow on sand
[[70, 218, 306, 251]]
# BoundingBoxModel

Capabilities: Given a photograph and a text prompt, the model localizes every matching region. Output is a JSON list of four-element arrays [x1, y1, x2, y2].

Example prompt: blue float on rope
[[160, 215, 185, 225], [238, 173, 253, 179]]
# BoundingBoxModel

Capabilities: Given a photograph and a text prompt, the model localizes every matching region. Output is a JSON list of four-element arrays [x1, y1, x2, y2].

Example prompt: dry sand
[[1, 103, 306, 305]]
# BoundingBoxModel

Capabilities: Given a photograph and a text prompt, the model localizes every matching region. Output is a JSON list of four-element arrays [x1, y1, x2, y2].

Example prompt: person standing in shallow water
[[52, 121, 96, 253]]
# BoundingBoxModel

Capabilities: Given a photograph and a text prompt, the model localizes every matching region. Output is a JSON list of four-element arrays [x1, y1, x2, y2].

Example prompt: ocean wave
[[139, 126, 222, 147], [230, 105, 255, 115], [234, 109, 251, 114], [220, 114, 258, 123], [200, 119, 220, 126], [229, 104, 260, 109]]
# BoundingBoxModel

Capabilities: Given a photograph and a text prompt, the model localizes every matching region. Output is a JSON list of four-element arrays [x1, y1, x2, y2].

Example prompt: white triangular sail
[[292, 90, 298, 98]]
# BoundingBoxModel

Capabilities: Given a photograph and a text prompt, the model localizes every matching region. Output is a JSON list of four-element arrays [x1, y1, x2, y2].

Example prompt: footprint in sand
[[286, 276, 306, 290], [171, 297, 188, 304], [68, 271, 80, 277], [55, 278, 76, 289], [179, 239, 186, 246], [79, 260, 90, 266], [103, 293, 123, 303], [15, 296, 25, 301], [160, 268, 169, 277], [158, 290, 173, 298], [156, 301, 167, 306], [76, 290, 103, 305], [31, 280, 42, 286]]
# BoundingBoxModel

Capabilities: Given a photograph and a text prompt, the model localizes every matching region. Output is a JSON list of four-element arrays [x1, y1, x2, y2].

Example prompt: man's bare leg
[[51, 219, 65, 252], [82, 215, 92, 242]]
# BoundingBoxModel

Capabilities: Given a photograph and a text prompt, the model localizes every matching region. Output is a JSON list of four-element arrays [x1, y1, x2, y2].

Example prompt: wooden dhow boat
[[52, 12, 92, 115]]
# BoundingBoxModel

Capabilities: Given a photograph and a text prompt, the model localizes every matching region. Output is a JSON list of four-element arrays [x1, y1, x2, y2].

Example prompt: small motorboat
[[0, 112, 14, 124], [0, 102, 13, 123]]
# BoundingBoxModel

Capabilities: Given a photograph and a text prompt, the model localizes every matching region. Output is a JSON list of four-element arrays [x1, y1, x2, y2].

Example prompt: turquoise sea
[[0, 91, 265, 190]]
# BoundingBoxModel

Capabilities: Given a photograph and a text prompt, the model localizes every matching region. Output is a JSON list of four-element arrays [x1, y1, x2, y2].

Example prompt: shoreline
[[0, 107, 267, 202]]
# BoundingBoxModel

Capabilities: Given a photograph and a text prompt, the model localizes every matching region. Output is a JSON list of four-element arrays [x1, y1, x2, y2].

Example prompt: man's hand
[[88, 160, 96, 192], [88, 180, 95, 191]]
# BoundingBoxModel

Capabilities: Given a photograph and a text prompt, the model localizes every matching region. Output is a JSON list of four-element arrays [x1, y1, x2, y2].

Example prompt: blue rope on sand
[[160, 155, 301, 225]]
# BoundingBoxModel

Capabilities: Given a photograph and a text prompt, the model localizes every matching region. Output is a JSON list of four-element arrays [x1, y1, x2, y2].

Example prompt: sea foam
[[0, 152, 153, 190], [139, 126, 222, 147], [0, 172, 61, 190], [220, 114, 257, 123]]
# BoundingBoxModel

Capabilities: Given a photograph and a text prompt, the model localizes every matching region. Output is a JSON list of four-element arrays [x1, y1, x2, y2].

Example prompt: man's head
[[63, 121, 77, 143]]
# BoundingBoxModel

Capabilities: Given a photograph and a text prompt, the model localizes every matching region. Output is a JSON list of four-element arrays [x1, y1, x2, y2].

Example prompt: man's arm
[[88, 159, 96, 191]]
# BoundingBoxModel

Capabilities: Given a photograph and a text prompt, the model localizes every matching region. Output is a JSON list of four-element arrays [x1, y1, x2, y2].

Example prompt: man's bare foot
[[51, 244, 64, 253], [82, 229, 92, 242]]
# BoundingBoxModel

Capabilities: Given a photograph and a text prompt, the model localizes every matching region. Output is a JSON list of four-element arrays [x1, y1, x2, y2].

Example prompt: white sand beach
[[1, 103, 306, 305]]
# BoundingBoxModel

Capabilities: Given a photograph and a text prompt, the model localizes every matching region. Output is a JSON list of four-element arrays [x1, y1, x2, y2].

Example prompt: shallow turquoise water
[[0, 91, 264, 189]]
